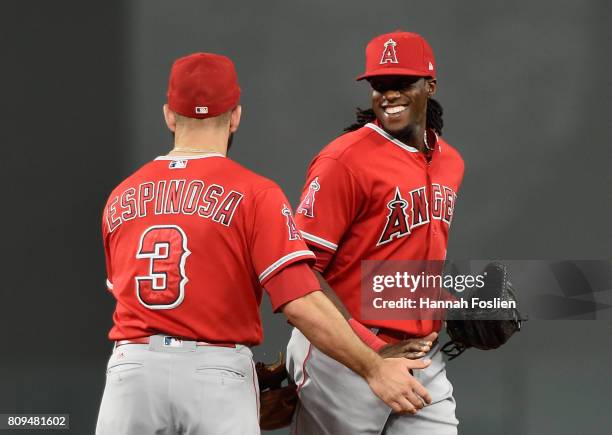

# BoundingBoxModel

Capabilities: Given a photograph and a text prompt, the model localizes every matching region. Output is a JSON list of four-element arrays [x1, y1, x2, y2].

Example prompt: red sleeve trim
[[264, 262, 321, 312], [348, 319, 386, 352]]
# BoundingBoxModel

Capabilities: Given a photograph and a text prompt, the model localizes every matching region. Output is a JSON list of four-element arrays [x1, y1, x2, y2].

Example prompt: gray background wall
[[1, 1, 611, 434]]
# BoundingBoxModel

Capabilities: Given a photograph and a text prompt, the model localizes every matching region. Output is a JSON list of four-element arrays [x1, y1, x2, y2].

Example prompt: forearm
[[314, 270, 386, 351], [314, 270, 351, 319], [282, 285, 433, 414], [282, 290, 380, 380]]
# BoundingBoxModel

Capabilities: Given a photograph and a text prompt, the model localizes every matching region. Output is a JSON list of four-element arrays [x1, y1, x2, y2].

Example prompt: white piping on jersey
[[155, 153, 226, 160], [434, 131, 441, 152], [106, 278, 114, 290], [300, 231, 338, 252], [365, 123, 419, 153], [259, 250, 316, 283]]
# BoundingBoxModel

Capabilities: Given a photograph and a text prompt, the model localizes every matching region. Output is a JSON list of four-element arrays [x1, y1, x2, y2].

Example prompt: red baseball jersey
[[102, 153, 316, 345], [295, 121, 464, 337]]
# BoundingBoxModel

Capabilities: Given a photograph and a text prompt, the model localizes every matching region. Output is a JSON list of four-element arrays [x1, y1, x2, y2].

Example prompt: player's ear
[[426, 79, 437, 97], [229, 105, 242, 133], [163, 104, 177, 132]]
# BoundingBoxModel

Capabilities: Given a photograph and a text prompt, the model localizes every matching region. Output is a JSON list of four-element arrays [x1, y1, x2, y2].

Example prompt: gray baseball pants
[[286, 328, 458, 435], [95, 335, 260, 435]]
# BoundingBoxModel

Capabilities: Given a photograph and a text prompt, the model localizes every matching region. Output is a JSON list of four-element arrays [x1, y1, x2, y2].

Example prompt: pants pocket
[[196, 366, 246, 382], [107, 362, 144, 375], [106, 362, 145, 384]]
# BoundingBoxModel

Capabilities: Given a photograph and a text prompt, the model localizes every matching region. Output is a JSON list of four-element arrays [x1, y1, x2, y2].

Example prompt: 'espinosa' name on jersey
[[106, 179, 244, 233]]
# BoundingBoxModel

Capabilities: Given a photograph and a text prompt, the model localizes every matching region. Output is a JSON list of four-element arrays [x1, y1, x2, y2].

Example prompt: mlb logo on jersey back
[[169, 160, 188, 169]]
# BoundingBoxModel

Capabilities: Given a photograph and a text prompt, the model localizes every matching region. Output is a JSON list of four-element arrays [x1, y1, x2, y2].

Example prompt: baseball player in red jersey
[[287, 32, 465, 434], [95, 52, 435, 435]]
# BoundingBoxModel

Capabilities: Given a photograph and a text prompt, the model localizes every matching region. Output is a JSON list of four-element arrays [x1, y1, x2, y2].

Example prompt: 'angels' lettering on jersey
[[106, 179, 244, 232], [378, 183, 457, 246]]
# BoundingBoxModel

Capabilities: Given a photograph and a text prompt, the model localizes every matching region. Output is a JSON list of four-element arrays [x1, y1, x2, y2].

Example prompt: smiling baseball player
[[287, 31, 465, 434], [95, 52, 434, 435]]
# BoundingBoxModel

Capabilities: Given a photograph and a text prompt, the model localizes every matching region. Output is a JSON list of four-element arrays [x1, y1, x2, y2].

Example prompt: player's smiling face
[[369, 75, 435, 139]]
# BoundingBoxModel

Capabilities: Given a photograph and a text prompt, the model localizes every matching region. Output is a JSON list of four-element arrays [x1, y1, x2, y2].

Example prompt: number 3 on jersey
[[135, 225, 190, 310]]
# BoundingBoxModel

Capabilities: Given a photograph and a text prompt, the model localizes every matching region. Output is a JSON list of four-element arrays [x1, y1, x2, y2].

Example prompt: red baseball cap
[[356, 31, 436, 81], [167, 52, 241, 119]]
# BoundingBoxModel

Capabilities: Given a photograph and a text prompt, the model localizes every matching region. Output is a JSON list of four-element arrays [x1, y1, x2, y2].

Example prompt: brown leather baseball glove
[[256, 352, 298, 431]]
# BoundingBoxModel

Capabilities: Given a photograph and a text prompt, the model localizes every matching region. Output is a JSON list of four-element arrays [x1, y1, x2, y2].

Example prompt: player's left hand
[[379, 332, 438, 359]]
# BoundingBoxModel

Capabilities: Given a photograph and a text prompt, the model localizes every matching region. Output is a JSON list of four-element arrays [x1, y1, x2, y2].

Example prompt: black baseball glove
[[442, 262, 525, 360]]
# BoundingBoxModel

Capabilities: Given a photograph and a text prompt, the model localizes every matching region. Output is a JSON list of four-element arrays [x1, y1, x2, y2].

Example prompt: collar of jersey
[[365, 123, 419, 153], [365, 121, 442, 153], [155, 153, 226, 160]]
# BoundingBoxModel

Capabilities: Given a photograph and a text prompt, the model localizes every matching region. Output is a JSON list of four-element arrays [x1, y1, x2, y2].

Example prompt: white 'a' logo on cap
[[380, 39, 399, 64]]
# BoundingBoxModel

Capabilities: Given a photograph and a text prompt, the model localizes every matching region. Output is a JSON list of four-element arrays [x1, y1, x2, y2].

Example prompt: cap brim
[[356, 67, 433, 81]]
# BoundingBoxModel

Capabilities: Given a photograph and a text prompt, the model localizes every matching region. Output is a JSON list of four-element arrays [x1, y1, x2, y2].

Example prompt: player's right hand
[[365, 358, 432, 414]]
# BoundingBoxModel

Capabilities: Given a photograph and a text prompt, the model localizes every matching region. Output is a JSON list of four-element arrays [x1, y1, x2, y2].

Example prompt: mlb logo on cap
[[357, 31, 436, 81]]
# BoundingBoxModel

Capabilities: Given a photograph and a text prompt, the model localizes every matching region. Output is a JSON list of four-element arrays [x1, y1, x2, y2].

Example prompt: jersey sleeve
[[294, 156, 363, 266], [263, 261, 321, 311], [101, 202, 114, 293], [249, 186, 316, 286], [306, 244, 334, 273]]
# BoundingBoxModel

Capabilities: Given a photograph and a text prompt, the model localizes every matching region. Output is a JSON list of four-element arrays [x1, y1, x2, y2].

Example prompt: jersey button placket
[[424, 154, 438, 239]]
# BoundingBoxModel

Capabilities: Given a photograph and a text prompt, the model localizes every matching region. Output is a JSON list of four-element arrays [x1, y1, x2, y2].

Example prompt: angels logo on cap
[[380, 39, 399, 64], [357, 31, 436, 81]]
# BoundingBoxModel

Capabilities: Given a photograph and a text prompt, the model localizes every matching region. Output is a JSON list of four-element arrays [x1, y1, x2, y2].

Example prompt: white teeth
[[384, 106, 406, 114]]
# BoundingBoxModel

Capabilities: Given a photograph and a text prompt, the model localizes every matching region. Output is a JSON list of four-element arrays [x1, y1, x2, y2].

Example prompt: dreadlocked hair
[[343, 97, 444, 135]]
